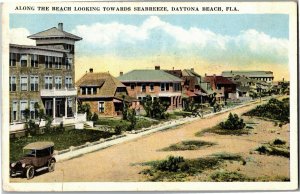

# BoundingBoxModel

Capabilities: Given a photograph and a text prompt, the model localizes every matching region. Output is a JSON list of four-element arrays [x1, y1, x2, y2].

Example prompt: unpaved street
[[10, 99, 289, 182]]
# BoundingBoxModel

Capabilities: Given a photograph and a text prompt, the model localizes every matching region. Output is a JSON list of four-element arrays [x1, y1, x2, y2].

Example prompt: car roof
[[23, 141, 54, 150]]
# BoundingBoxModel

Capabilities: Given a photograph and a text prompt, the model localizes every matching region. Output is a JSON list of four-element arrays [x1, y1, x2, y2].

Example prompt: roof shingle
[[28, 27, 82, 41]]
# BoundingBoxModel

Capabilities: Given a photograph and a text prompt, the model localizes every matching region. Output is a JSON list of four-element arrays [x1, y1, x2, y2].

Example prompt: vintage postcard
[[1, 0, 298, 192]]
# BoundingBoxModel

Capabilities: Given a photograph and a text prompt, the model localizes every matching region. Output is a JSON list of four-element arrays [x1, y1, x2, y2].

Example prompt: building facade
[[204, 75, 237, 100], [9, 23, 82, 124], [76, 69, 135, 117], [118, 66, 183, 110]]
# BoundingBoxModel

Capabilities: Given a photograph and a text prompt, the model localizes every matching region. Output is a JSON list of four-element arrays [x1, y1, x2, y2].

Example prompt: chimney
[[191, 68, 194, 71], [205, 73, 207, 76], [58, 23, 63, 31], [155, 65, 160, 70], [89, 68, 93, 73], [120, 71, 123, 76]]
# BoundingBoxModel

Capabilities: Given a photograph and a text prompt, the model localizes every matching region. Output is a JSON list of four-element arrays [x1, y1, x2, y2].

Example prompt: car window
[[36, 147, 52, 157]]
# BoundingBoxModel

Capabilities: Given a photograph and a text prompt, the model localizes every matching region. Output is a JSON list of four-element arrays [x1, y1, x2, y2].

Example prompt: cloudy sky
[[10, 14, 289, 81]]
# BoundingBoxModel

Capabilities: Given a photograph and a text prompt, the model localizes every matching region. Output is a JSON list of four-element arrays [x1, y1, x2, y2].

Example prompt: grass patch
[[255, 138, 289, 158], [139, 153, 244, 181], [94, 117, 158, 131], [160, 140, 216, 151], [10, 129, 113, 162], [210, 170, 254, 182], [195, 125, 251, 137]]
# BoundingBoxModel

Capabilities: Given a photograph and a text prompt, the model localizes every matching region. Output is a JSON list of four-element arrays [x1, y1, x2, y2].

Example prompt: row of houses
[[9, 23, 279, 128]]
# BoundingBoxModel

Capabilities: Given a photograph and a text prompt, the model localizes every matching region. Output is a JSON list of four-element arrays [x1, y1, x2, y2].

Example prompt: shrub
[[244, 98, 289, 123], [273, 138, 286, 145], [156, 156, 186, 172], [220, 113, 245, 130], [91, 113, 99, 122]]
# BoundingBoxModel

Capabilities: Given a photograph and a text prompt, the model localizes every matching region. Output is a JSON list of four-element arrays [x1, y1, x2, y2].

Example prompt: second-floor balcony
[[40, 87, 77, 97]]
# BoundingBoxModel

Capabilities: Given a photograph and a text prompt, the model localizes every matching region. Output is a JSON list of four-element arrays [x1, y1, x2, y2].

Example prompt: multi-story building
[[76, 69, 135, 117], [118, 66, 183, 110], [204, 75, 237, 101], [9, 23, 82, 124], [165, 68, 214, 104], [221, 71, 274, 83]]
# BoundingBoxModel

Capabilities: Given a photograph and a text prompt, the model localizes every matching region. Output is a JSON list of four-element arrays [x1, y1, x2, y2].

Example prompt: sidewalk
[[55, 97, 271, 162]]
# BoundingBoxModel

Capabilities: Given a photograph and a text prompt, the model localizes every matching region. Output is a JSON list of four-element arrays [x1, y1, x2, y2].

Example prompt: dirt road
[[10, 100, 289, 182]]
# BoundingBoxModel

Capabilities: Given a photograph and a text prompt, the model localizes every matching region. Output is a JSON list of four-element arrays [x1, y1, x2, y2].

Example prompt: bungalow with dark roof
[[204, 75, 237, 101], [118, 66, 183, 110], [76, 69, 135, 117]]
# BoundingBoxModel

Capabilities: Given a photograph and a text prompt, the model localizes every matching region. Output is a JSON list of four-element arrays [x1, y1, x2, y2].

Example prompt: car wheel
[[48, 160, 55, 172], [26, 166, 35, 179]]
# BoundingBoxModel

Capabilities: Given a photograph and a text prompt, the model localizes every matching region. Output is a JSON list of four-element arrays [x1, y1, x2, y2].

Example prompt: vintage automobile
[[10, 141, 56, 179]]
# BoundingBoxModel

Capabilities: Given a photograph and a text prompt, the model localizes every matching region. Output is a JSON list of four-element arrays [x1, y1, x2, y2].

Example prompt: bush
[[91, 113, 99, 122], [156, 156, 186, 172], [244, 98, 289, 123], [220, 113, 245, 130], [273, 138, 286, 145]]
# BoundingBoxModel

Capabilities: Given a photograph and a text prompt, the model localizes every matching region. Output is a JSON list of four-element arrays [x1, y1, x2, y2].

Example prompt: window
[[87, 87, 92, 95], [149, 84, 154, 92], [20, 76, 28, 91], [65, 77, 72, 89], [45, 56, 53, 68], [54, 57, 62, 69], [55, 76, 62, 89], [166, 83, 169, 91], [66, 58, 72, 70], [20, 54, 28, 67], [12, 101, 18, 121], [173, 83, 180, 92], [20, 101, 28, 120], [98, 101, 104, 113], [160, 83, 165, 91], [30, 101, 38, 119], [81, 87, 86, 95], [44, 76, 53, 89], [130, 84, 135, 90], [30, 54, 38, 68], [30, 76, 39, 91], [10, 53, 17, 67], [9, 76, 16, 91], [141, 84, 146, 92]]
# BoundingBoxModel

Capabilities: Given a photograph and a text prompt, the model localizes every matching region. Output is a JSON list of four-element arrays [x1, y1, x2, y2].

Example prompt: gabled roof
[[222, 71, 274, 78], [28, 27, 82, 41], [76, 72, 126, 98], [118, 70, 182, 83]]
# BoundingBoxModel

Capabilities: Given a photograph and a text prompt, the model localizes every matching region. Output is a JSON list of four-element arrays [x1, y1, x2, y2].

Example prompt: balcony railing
[[40, 87, 77, 97]]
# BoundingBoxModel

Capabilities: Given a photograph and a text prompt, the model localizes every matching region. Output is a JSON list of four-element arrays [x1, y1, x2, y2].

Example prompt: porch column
[[65, 98, 68, 118], [75, 97, 78, 115], [170, 97, 174, 109], [53, 97, 56, 119]]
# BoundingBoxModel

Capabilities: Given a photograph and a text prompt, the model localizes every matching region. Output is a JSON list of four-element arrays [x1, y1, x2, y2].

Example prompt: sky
[[9, 14, 289, 81]]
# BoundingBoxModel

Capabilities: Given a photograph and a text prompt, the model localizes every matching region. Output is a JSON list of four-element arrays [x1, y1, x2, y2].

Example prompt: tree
[[141, 95, 170, 119], [183, 98, 201, 116], [127, 109, 137, 130], [78, 103, 92, 120]]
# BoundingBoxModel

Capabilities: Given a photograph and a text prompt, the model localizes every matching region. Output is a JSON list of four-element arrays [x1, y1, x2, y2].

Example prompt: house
[[9, 23, 82, 125], [165, 68, 214, 104], [118, 66, 183, 110], [222, 71, 274, 83], [204, 75, 237, 101], [76, 69, 135, 117]]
